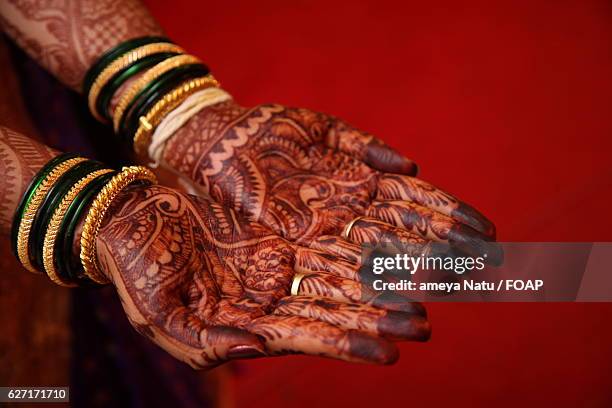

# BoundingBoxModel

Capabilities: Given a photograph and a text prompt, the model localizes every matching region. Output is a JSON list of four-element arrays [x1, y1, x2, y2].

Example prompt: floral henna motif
[[377, 174, 496, 238], [367, 200, 453, 241], [326, 118, 417, 175], [274, 296, 430, 341], [0, 126, 429, 368], [164, 103, 381, 242], [162, 101, 498, 260], [96, 184, 429, 367]]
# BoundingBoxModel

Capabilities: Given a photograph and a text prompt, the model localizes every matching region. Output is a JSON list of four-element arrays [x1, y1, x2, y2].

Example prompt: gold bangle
[[80, 166, 157, 284], [112, 54, 202, 132], [16, 157, 87, 273], [42, 168, 114, 287], [87, 42, 185, 122], [132, 75, 220, 155]]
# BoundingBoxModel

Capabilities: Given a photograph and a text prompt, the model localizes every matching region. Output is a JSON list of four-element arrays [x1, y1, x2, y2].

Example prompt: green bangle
[[82, 36, 172, 96], [10, 152, 79, 259], [120, 64, 210, 142], [56, 171, 117, 283], [29, 160, 106, 271], [96, 52, 180, 121]]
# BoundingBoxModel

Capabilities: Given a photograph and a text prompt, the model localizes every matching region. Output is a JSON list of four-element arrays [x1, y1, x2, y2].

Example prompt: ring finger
[[274, 295, 430, 341]]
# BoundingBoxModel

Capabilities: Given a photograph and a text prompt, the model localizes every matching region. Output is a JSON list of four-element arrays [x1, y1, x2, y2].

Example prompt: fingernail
[[394, 155, 419, 176], [372, 291, 428, 317], [410, 162, 419, 177], [227, 345, 266, 360], [449, 224, 503, 266], [365, 143, 417, 175], [383, 313, 432, 342], [452, 202, 496, 239], [347, 331, 399, 365]]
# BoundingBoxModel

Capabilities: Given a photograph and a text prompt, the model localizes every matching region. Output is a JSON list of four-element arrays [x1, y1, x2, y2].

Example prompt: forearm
[[0, 0, 163, 91], [0, 126, 58, 235]]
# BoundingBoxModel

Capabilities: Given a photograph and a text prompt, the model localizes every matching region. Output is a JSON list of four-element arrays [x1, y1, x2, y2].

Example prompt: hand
[[95, 184, 430, 368], [162, 101, 500, 262]]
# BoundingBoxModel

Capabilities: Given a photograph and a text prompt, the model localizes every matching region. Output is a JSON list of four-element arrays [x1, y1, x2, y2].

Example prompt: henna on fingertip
[[377, 174, 496, 238], [367, 200, 502, 265]]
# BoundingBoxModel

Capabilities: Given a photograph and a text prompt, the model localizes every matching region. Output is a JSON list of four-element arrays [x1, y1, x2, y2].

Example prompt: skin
[[0, 127, 430, 367], [0, 0, 500, 261], [0, 0, 163, 91], [162, 102, 501, 263], [0, 126, 56, 235], [0, 0, 498, 366], [97, 184, 431, 367]]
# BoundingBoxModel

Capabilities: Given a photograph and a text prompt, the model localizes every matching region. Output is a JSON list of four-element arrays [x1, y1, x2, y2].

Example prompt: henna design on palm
[[96, 184, 430, 368], [163, 101, 500, 263]]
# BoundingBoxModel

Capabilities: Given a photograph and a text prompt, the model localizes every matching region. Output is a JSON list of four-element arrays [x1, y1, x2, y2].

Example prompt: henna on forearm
[[0, 0, 163, 90], [0, 126, 57, 235]]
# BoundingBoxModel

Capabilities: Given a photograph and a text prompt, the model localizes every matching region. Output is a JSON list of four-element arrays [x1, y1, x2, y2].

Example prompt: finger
[[326, 119, 418, 176], [344, 216, 429, 246], [295, 272, 426, 316], [274, 296, 431, 341], [308, 235, 362, 264], [294, 241, 432, 312], [367, 200, 503, 265], [376, 174, 496, 238], [294, 246, 361, 280], [157, 307, 267, 367], [247, 314, 399, 364]]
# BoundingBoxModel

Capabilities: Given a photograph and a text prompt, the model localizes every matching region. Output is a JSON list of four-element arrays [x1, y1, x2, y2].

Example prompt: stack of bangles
[[83, 36, 232, 162], [11, 153, 157, 287]]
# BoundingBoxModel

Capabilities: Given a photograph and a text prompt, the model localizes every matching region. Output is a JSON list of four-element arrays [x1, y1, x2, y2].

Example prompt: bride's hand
[[95, 184, 430, 368], [161, 101, 500, 263]]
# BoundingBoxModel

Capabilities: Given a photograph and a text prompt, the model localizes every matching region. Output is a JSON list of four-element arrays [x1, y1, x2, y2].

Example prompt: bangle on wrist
[[121, 64, 211, 142], [29, 160, 107, 272], [96, 52, 180, 121], [112, 54, 205, 132], [83, 37, 223, 163], [133, 75, 220, 155], [13, 155, 87, 273], [43, 168, 114, 286], [11, 153, 80, 259], [83, 36, 172, 95], [85, 38, 183, 122], [80, 166, 157, 284], [147, 87, 232, 167], [10, 156, 154, 287], [58, 171, 118, 284]]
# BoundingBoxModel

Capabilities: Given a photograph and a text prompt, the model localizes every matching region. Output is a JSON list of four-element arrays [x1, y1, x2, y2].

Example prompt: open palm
[[162, 101, 499, 263], [95, 184, 430, 368]]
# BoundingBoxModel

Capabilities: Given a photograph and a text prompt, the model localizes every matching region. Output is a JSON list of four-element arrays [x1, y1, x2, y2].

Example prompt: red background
[[144, 1, 612, 406]]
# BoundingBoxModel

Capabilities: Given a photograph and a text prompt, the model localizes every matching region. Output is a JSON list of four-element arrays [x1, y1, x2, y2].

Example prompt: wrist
[[83, 183, 145, 283], [10, 152, 156, 287], [148, 87, 233, 165], [82, 36, 230, 164], [161, 99, 242, 175], [79, 167, 157, 285], [0, 128, 59, 236]]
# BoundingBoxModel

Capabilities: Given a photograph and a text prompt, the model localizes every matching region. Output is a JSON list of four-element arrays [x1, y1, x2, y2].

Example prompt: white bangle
[[148, 87, 232, 167]]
